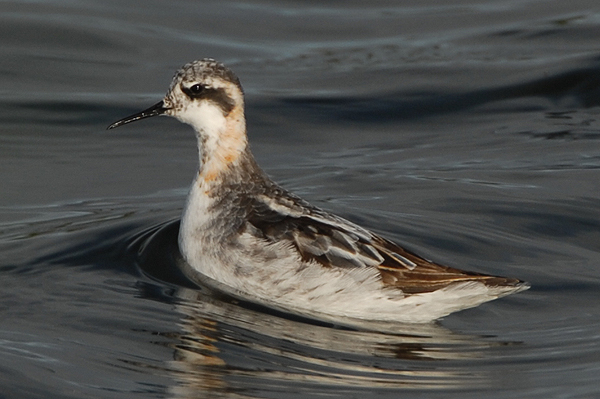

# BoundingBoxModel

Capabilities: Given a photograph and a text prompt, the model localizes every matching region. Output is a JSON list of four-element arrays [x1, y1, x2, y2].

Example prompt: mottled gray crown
[[169, 58, 242, 93]]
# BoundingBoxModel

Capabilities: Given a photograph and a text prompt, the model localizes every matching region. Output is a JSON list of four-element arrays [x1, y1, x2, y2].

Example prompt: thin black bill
[[107, 100, 167, 130]]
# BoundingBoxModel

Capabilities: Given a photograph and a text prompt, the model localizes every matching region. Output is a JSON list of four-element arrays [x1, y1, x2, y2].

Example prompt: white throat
[[175, 101, 248, 182]]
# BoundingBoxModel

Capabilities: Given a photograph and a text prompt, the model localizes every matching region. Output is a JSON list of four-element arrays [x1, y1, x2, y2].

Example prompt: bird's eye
[[189, 84, 204, 94], [182, 83, 206, 99]]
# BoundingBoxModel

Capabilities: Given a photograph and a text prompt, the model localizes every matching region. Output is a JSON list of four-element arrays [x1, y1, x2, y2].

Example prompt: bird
[[108, 59, 529, 324]]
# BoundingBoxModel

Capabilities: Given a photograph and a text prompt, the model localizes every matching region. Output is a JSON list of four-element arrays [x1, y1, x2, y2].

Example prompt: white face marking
[[164, 74, 232, 131], [170, 87, 229, 137]]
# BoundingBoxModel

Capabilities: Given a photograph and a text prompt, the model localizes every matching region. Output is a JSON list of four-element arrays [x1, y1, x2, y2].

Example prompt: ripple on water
[[2, 170, 599, 397]]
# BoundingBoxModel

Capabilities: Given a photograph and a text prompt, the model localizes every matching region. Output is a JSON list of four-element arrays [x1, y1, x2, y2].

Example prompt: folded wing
[[247, 192, 524, 294]]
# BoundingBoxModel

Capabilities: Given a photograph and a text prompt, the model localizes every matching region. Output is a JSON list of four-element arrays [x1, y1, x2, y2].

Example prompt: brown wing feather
[[248, 192, 524, 295], [371, 235, 523, 294]]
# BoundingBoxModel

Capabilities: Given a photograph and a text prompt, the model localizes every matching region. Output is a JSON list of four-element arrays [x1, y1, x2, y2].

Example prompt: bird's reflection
[[165, 286, 506, 399]]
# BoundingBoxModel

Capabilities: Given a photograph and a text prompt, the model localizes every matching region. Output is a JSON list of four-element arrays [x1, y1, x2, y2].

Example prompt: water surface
[[2, 1, 600, 398]]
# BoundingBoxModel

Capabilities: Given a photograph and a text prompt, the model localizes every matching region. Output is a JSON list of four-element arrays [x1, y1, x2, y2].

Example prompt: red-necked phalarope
[[108, 59, 529, 324]]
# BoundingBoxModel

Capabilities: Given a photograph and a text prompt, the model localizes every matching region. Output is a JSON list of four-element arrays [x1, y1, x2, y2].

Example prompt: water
[[2, 0, 600, 397]]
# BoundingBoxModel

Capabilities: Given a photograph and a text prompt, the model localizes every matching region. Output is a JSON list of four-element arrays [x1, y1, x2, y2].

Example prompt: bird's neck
[[196, 105, 250, 185]]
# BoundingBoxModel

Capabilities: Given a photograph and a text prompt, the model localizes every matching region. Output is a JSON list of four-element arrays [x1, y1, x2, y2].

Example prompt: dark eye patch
[[181, 84, 235, 115]]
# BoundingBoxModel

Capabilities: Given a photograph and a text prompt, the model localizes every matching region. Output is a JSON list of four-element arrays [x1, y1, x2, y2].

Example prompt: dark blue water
[[2, 1, 600, 398]]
